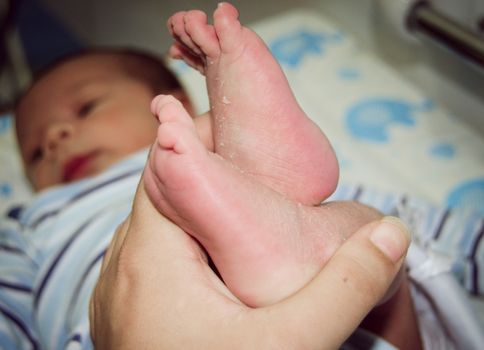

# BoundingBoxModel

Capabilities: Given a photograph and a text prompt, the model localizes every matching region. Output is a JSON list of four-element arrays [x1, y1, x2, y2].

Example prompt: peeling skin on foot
[[222, 96, 231, 104], [215, 116, 226, 145]]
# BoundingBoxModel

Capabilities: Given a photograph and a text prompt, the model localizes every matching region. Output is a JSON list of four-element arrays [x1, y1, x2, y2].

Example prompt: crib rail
[[408, 2, 484, 68]]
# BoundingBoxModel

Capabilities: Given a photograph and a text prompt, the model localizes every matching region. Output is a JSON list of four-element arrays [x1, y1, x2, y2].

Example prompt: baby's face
[[16, 55, 160, 191]]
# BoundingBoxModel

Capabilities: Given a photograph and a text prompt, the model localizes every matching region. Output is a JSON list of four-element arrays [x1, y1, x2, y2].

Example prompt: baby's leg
[[167, 3, 339, 205], [144, 95, 381, 306]]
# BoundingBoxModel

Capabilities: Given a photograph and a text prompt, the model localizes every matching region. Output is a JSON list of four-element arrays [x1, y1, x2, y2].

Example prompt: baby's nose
[[43, 123, 74, 157]]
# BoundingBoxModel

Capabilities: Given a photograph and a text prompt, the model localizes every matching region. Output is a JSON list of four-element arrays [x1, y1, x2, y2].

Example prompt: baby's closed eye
[[77, 100, 98, 118]]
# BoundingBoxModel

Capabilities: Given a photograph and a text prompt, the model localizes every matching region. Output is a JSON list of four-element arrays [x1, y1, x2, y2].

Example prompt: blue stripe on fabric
[[20, 184, 84, 226], [31, 169, 141, 229], [433, 209, 450, 240], [69, 333, 82, 343], [6, 206, 24, 220], [0, 244, 25, 255], [470, 220, 484, 295], [351, 185, 363, 200], [0, 305, 39, 350], [64, 332, 82, 348], [34, 219, 93, 308], [457, 214, 483, 257], [381, 194, 399, 215], [67, 249, 106, 316], [0, 280, 32, 293]]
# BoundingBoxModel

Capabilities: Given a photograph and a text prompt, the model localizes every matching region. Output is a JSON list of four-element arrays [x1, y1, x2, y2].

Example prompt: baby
[[15, 48, 201, 190], [6, 6, 419, 350]]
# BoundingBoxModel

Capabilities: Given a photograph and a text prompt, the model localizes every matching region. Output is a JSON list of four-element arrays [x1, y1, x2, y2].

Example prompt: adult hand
[[89, 178, 410, 349]]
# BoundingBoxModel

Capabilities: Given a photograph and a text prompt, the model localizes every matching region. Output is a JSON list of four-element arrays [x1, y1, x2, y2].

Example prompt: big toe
[[213, 2, 243, 53]]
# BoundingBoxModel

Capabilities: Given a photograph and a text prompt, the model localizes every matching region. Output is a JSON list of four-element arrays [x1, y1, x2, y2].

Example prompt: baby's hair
[[15, 47, 183, 107], [110, 48, 183, 94]]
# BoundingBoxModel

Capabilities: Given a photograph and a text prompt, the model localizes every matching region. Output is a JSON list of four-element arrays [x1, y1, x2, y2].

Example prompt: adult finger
[[255, 216, 411, 349], [89, 176, 241, 348]]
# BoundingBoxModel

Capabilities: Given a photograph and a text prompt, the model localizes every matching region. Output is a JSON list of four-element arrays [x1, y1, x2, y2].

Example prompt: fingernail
[[370, 216, 410, 263]]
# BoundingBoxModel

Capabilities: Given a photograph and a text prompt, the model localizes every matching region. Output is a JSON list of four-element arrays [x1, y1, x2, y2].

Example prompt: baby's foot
[[167, 3, 339, 205], [144, 95, 359, 306]]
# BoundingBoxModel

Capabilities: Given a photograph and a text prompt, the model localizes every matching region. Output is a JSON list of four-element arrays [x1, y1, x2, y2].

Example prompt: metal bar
[[408, 2, 484, 67]]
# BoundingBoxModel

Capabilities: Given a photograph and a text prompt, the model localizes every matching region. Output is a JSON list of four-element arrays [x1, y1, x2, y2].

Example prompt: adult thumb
[[259, 217, 410, 349]]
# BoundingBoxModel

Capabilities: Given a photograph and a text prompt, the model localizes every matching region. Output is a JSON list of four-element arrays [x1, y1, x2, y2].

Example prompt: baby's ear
[[170, 90, 194, 117]]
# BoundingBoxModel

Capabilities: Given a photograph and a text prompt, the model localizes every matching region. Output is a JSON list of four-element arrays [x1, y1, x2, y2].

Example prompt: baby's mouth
[[63, 151, 99, 183]]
